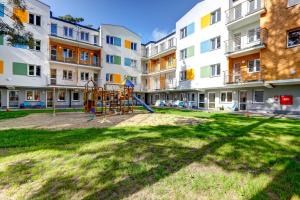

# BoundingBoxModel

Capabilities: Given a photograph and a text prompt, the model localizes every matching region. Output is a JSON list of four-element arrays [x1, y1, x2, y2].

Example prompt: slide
[[134, 95, 154, 113]]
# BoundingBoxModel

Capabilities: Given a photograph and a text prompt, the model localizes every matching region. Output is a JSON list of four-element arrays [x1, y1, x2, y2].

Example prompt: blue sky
[[42, 0, 200, 43]]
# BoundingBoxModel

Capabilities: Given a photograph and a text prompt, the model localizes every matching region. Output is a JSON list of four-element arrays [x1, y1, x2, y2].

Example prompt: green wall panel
[[13, 62, 27, 75], [200, 66, 211, 78], [187, 46, 194, 58], [114, 56, 121, 65], [0, 34, 3, 45]]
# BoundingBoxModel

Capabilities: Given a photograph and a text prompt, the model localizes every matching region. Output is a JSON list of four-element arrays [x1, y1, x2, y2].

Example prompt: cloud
[[151, 28, 169, 41]]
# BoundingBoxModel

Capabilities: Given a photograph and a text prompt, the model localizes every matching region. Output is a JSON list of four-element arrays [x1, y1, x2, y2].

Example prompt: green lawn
[[0, 108, 83, 120], [0, 109, 299, 199]]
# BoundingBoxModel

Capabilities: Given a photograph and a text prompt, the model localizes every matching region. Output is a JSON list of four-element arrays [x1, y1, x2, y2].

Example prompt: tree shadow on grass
[[0, 114, 299, 199]]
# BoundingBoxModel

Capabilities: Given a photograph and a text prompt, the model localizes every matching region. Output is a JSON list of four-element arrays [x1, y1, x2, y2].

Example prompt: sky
[[42, 0, 200, 43]]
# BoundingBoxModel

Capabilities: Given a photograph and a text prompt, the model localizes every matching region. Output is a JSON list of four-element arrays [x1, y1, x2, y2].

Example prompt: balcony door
[[8, 90, 19, 108], [239, 91, 247, 111], [47, 91, 53, 108], [233, 63, 241, 83], [234, 33, 241, 51], [208, 93, 216, 109], [50, 69, 57, 85]]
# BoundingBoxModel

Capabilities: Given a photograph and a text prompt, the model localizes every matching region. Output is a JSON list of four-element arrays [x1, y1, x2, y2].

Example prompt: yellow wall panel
[[13, 8, 28, 23], [114, 74, 121, 83], [186, 69, 195, 80], [201, 14, 211, 29], [124, 40, 131, 49], [0, 60, 3, 74]]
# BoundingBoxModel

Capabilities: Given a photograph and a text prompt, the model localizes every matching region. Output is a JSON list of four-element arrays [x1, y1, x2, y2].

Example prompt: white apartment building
[[0, 0, 50, 108], [0, 0, 299, 113]]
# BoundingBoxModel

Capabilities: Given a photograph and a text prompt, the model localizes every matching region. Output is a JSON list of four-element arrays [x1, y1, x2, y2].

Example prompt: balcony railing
[[224, 28, 267, 54], [224, 69, 263, 84], [149, 38, 177, 57], [50, 54, 101, 67], [225, 0, 265, 24]]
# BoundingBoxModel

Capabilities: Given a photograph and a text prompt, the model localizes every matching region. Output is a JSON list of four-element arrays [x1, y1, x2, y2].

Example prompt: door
[[234, 33, 241, 51], [239, 91, 247, 111], [47, 91, 53, 108], [208, 93, 216, 109], [199, 93, 205, 108], [50, 69, 57, 85], [233, 63, 241, 83], [8, 90, 19, 108]]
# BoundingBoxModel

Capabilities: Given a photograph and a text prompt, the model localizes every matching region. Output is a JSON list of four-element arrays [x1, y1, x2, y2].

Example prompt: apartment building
[[141, 33, 177, 105], [0, 0, 299, 113], [0, 0, 50, 108], [49, 13, 101, 108]]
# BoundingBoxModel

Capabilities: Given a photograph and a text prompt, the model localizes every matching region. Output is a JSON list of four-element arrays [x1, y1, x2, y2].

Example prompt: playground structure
[[83, 78, 153, 116]]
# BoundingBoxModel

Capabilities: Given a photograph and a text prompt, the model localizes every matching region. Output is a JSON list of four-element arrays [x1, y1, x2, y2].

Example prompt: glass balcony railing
[[225, 0, 265, 24]]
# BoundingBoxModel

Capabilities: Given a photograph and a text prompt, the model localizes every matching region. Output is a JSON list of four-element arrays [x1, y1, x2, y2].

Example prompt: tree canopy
[[58, 15, 84, 24]]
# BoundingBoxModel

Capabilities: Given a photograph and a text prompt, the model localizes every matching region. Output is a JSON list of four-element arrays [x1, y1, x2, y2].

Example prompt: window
[[180, 49, 187, 60], [80, 72, 89, 81], [248, 59, 260, 73], [64, 27, 73, 37], [28, 65, 41, 77], [58, 90, 66, 101], [210, 63, 221, 77], [106, 55, 114, 64], [127, 76, 137, 84], [210, 9, 221, 24], [254, 90, 264, 103], [80, 52, 89, 61], [131, 42, 137, 51], [63, 70, 72, 80], [80, 32, 89, 41], [51, 23, 57, 35], [288, 0, 300, 7], [131, 59, 137, 68], [210, 36, 221, 50], [94, 35, 98, 44], [93, 73, 98, 81], [168, 38, 174, 47], [106, 73, 114, 82], [26, 90, 40, 101], [29, 13, 41, 26], [199, 93, 205, 108], [248, 28, 260, 43], [63, 48, 73, 58], [287, 29, 300, 48], [106, 35, 121, 46], [29, 40, 41, 51], [180, 27, 187, 39], [72, 92, 79, 101], [220, 91, 233, 103], [180, 71, 187, 81]]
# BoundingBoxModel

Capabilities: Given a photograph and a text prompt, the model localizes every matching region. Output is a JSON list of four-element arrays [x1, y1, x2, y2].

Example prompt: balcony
[[224, 28, 267, 57], [225, 0, 266, 29], [149, 38, 177, 59], [50, 54, 101, 68], [224, 69, 263, 85]]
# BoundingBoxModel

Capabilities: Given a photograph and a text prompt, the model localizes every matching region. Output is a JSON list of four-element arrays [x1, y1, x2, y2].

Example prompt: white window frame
[[180, 48, 187, 60], [210, 8, 221, 25], [29, 40, 41, 51], [287, 28, 300, 48], [180, 27, 187, 39], [253, 90, 264, 103], [247, 28, 260, 43], [80, 31, 89, 41], [210, 36, 221, 50], [64, 27, 73, 38], [72, 91, 80, 102], [210, 63, 221, 77], [29, 13, 41, 26], [220, 91, 233, 103], [248, 59, 260, 73], [25, 90, 41, 101], [198, 93, 205, 108], [57, 90, 66, 102], [27, 65, 41, 77], [80, 51, 89, 61], [63, 70, 73, 80], [80, 72, 89, 81], [130, 59, 137, 68]]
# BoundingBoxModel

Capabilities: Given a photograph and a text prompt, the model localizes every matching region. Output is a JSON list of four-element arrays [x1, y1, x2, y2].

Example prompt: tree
[[58, 15, 84, 24], [0, 0, 34, 46]]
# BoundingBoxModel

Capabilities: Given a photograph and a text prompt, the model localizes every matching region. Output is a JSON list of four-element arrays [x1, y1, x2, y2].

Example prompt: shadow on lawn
[[0, 114, 299, 199]]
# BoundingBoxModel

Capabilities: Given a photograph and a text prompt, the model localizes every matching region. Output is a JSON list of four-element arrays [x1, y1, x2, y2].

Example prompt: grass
[[0, 108, 83, 120], [0, 108, 299, 199]]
